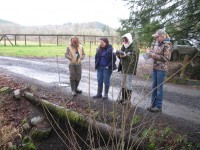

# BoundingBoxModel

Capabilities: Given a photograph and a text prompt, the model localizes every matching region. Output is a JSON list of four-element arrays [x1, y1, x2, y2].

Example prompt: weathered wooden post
[[4, 35, 6, 46], [15, 35, 17, 46], [57, 35, 59, 46], [83, 35, 85, 44], [25, 35, 27, 46], [39, 36, 41, 46]]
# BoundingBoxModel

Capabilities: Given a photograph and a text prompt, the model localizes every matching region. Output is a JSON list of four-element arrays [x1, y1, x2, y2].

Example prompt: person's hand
[[120, 54, 126, 58], [120, 51, 126, 58]]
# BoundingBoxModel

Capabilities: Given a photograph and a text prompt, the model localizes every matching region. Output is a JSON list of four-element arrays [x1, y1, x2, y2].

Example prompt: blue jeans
[[97, 67, 112, 87], [151, 69, 166, 108]]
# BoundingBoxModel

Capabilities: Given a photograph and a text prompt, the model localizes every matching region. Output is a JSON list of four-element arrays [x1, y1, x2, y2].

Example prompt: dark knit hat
[[100, 37, 109, 45]]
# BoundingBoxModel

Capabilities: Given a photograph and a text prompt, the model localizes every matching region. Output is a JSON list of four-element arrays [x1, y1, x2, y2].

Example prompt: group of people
[[65, 29, 172, 113]]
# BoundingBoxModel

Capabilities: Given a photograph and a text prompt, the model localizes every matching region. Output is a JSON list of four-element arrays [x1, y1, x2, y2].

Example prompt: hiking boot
[[71, 90, 77, 97], [75, 81, 82, 94], [76, 89, 82, 94], [102, 86, 109, 100], [93, 86, 103, 99], [147, 105, 154, 111], [93, 94, 102, 99], [102, 94, 108, 100], [116, 88, 126, 104], [149, 106, 162, 113], [121, 100, 131, 106], [116, 99, 124, 104]]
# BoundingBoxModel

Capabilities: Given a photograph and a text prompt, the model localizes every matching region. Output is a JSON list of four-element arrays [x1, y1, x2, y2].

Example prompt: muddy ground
[[0, 56, 200, 149]]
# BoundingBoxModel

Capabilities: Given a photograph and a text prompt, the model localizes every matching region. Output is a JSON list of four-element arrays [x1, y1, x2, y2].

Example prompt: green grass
[[0, 43, 98, 57]]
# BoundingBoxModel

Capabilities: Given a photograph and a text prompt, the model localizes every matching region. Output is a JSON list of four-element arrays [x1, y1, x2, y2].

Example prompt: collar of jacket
[[68, 44, 83, 61], [97, 44, 113, 53]]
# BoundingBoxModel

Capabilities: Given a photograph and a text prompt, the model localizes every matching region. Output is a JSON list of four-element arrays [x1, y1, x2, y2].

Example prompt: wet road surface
[[0, 56, 200, 124]]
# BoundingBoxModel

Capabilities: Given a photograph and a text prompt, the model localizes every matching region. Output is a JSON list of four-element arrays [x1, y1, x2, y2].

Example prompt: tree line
[[118, 0, 200, 46]]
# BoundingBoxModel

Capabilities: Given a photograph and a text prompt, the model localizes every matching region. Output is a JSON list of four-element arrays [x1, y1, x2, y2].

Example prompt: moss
[[22, 142, 36, 150], [22, 136, 32, 144], [0, 87, 10, 94], [31, 127, 52, 140], [171, 77, 187, 84], [42, 100, 88, 128], [10, 145, 17, 150], [21, 136, 36, 150], [21, 118, 28, 125]]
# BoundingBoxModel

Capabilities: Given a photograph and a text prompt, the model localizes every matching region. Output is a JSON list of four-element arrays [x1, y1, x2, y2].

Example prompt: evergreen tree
[[118, 0, 200, 45]]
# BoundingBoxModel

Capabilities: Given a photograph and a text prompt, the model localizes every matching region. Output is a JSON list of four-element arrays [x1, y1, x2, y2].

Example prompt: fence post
[[15, 35, 17, 46], [57, 35, 59, 46], [4, 35, 6, 46], [25, 35, 27, 46], [39, 36, 41, 46], [83, 35, 85, 44]]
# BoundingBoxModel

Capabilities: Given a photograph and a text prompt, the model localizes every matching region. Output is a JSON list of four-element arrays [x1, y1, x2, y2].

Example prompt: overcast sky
[[0, 0, 130, 28]]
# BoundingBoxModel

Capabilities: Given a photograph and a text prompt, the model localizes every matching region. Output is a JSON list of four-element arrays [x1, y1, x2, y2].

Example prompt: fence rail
[[0, 34, 119, 46]]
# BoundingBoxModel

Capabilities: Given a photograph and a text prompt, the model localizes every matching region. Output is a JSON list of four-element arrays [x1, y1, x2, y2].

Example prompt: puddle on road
[[0, 56, 53, 66], [1, 65, 67, 83], [55, 83, 69, 87]]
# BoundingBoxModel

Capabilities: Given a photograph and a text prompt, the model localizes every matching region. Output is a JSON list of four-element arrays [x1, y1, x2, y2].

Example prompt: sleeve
[[107, 50, 117, 69], [125, 46, 137, 63], [65, 47, 72, 60], [150, 43, 171, 62], [95, 48, 98, 64]]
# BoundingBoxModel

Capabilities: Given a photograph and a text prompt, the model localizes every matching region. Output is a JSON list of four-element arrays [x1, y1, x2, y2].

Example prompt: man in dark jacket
[[117, 33, 139, 105]]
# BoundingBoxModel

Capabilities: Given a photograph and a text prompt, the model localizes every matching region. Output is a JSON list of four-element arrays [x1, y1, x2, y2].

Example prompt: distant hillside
[[0, 19, 19, 25], [0, 19, 117, 36], [64, 21, 113, 31]]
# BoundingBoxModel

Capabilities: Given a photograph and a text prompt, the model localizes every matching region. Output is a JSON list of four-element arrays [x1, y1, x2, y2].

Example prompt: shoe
[[71, 91, 77, 97], [93, 94, 102, 99], [147, 105, 154, 111], [116, 99, 124, 104], [149, 106, 162, 113], [76, 89, 82, 94], [102, 94, 108, 100], [121, 100, 131, 106]]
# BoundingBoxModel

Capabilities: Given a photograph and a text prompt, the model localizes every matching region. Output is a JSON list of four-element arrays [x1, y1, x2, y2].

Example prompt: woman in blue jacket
[[93, 38, 116, 100]]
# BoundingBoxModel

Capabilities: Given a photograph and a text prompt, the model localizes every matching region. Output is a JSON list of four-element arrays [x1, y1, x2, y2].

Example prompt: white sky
[[0, 0, 130, 28]]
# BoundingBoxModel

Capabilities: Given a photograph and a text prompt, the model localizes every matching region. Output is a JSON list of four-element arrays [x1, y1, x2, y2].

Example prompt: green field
[[0, 41, 123, 57], [0, 44, 99, 57]]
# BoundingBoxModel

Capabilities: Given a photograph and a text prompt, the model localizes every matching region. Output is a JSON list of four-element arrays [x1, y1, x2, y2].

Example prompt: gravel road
[[0, 55, 200, 125]]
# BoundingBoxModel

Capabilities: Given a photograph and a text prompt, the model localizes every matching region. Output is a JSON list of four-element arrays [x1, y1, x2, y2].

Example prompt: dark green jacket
[[118, 42, 139, 75]]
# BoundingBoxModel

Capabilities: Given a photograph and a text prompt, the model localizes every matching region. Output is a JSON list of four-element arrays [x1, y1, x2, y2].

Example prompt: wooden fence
[[0, 34, 119, 46]]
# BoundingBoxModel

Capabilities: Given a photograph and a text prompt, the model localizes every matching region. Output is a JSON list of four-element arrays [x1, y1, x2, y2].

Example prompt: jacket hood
[[122, 33, 133, 48], [122, 33, 133, 44]]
